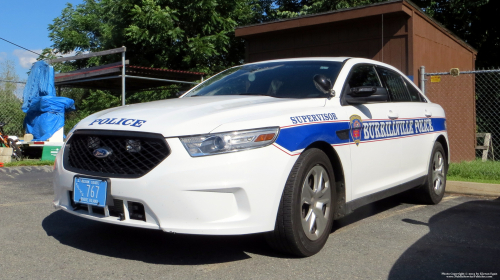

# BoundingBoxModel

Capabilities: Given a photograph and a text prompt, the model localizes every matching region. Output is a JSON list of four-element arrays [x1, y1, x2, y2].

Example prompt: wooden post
[[122, 46, 126, 106], [476, 133, 492, 162]]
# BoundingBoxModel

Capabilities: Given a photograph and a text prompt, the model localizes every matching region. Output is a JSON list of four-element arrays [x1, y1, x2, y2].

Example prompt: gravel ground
[[0, 166, 499, 280]]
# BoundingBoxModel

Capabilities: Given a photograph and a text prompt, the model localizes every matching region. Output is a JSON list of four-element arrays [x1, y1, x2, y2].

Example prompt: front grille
[[64, 130, 170, 178], [68, 191, 144, 221]]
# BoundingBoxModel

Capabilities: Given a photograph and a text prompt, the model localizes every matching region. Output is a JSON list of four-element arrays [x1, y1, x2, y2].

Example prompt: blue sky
[[0, 0, 83, 81]]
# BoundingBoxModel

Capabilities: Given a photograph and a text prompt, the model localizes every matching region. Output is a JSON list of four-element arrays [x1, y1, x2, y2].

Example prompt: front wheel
[[266, 148, 335, 257]]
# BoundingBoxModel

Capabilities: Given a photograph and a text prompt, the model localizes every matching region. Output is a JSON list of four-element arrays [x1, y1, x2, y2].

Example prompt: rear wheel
[[266, 148, 335, 257], [414, 142, 447, 204]]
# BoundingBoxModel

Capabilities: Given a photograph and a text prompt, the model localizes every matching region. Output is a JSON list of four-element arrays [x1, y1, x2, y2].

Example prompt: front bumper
[[53, 137, 296, 235]]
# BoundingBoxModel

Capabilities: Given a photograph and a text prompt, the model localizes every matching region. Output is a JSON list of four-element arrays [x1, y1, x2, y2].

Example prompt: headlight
[[179, 127, 279, 157]]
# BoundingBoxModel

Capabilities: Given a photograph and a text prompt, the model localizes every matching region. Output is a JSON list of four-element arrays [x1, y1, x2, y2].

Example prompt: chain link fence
[[0, 80, 25, 137], [424, 68, 500, 182]]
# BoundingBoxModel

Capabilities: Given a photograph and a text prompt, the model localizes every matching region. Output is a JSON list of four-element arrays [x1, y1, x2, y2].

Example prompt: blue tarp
[[22, 61, 75, 141], [22, 61, 56, 111]]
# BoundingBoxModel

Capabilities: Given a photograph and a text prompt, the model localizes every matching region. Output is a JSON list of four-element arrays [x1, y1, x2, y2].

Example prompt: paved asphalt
[[0, 166, 499, 280]]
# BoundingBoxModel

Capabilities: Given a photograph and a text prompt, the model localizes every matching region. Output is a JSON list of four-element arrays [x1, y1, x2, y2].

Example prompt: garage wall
[[413, 13, 475, 74], [245, 13, 410, 74]]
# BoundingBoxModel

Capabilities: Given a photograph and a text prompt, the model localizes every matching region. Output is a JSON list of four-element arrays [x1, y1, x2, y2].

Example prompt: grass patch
[[448, 160, 500, 184], [3, 159, 54, 167]]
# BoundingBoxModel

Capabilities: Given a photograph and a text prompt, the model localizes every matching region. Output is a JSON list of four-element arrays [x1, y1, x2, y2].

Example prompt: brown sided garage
[[235, 0, 477, 162]]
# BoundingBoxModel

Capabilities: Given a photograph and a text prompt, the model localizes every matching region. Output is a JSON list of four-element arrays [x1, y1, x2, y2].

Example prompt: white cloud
[[13, 49, 42, 69], [0, 52, 7, 61]]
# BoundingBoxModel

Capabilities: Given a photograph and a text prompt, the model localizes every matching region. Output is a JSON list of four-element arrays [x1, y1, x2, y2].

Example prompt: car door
[[341, 64, 405, 200], [376, 67, 436, 180]]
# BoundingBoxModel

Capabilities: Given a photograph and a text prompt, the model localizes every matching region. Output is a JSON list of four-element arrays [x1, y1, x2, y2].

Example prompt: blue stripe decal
[[277, 122, 350, 152], [276, 118, 446, 153], [359, 118, 445, 142]]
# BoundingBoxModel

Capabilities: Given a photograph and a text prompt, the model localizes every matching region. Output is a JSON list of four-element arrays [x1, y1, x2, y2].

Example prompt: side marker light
[[254, 133, 275, 142]]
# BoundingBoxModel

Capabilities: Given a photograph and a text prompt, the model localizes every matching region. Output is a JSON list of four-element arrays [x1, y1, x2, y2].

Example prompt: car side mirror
[[313, 74, 335, 98], [345, 87, 388, 104]]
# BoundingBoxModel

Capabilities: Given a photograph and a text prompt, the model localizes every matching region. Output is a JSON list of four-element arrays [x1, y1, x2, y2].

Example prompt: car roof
[[243, 57, 351, 66], [242, 57, 400, 72]]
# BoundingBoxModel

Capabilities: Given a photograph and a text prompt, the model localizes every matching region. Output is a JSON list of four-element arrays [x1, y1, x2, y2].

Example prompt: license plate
[[73, 177, 107, 208]]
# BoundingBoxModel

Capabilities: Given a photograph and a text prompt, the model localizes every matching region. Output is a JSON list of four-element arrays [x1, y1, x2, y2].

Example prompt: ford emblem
[[93, 147, 112, 158]]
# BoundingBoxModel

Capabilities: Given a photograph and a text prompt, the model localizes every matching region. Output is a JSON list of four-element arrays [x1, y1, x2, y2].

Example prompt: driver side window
[[348, 65, 382, 88]]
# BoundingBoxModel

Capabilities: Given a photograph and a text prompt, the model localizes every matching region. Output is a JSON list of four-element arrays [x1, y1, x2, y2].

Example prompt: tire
[[414, 142, 447, 204], [266, 148, 335, 257], [9, 141, 23, 161]]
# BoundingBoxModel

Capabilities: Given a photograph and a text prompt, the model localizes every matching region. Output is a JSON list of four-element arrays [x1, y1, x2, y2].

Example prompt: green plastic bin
[[41, 145, 62, 161]]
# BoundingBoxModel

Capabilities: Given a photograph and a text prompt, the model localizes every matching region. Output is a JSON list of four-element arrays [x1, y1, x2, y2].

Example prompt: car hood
[[76, 95, 326, 137]]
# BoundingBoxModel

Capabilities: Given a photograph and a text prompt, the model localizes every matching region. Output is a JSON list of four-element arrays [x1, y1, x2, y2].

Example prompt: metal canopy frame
[[47, 47, 204, 106]]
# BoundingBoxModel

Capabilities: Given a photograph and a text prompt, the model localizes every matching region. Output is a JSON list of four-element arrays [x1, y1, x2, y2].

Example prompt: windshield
[[184, 61, 344, 98]]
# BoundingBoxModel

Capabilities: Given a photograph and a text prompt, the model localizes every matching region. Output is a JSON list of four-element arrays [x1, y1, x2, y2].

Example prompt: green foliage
[[43, 0, 265, 130], [4, 159, 55, 167], [266, 0, 386, 19], [126, 84, 184, 103], [0, 59, 25, 136], [61, 90, 120, 133], [448, 160, 500, 184], [47, 0, 262, 74]]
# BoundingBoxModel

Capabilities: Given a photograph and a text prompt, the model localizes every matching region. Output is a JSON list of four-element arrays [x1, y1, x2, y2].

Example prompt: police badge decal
[[350, 115, 363, 146]]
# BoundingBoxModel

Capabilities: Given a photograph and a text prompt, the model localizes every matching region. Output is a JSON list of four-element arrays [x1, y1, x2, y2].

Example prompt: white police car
[[53, 57, 448, 257]]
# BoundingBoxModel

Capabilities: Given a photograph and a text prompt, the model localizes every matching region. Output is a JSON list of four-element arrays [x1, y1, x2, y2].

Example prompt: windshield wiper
[[237, 93, 274, 97], [189, 93, 275, 97]]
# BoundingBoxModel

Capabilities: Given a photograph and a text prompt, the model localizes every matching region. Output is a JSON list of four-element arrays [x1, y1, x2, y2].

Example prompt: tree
[[0, 59, 25, 136], [43, 0, 267, 131], [265, 0, 386, 19], [48, 0, 263, 74]]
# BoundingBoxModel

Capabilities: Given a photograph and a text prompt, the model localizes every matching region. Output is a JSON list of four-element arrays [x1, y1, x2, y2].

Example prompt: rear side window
[[406, 81, 424, 102], [348, 65, 382, 88], [377, 68, 411, 102]]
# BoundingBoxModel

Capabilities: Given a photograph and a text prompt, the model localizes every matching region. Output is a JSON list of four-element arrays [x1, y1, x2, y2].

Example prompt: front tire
[[266, 148, 335, 257], [415, 142, 447, 204]]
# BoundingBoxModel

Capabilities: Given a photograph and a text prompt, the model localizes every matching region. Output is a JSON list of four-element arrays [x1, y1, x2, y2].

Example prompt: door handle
[[388, 110, 399, 120], [424, 109, 432, 118]]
